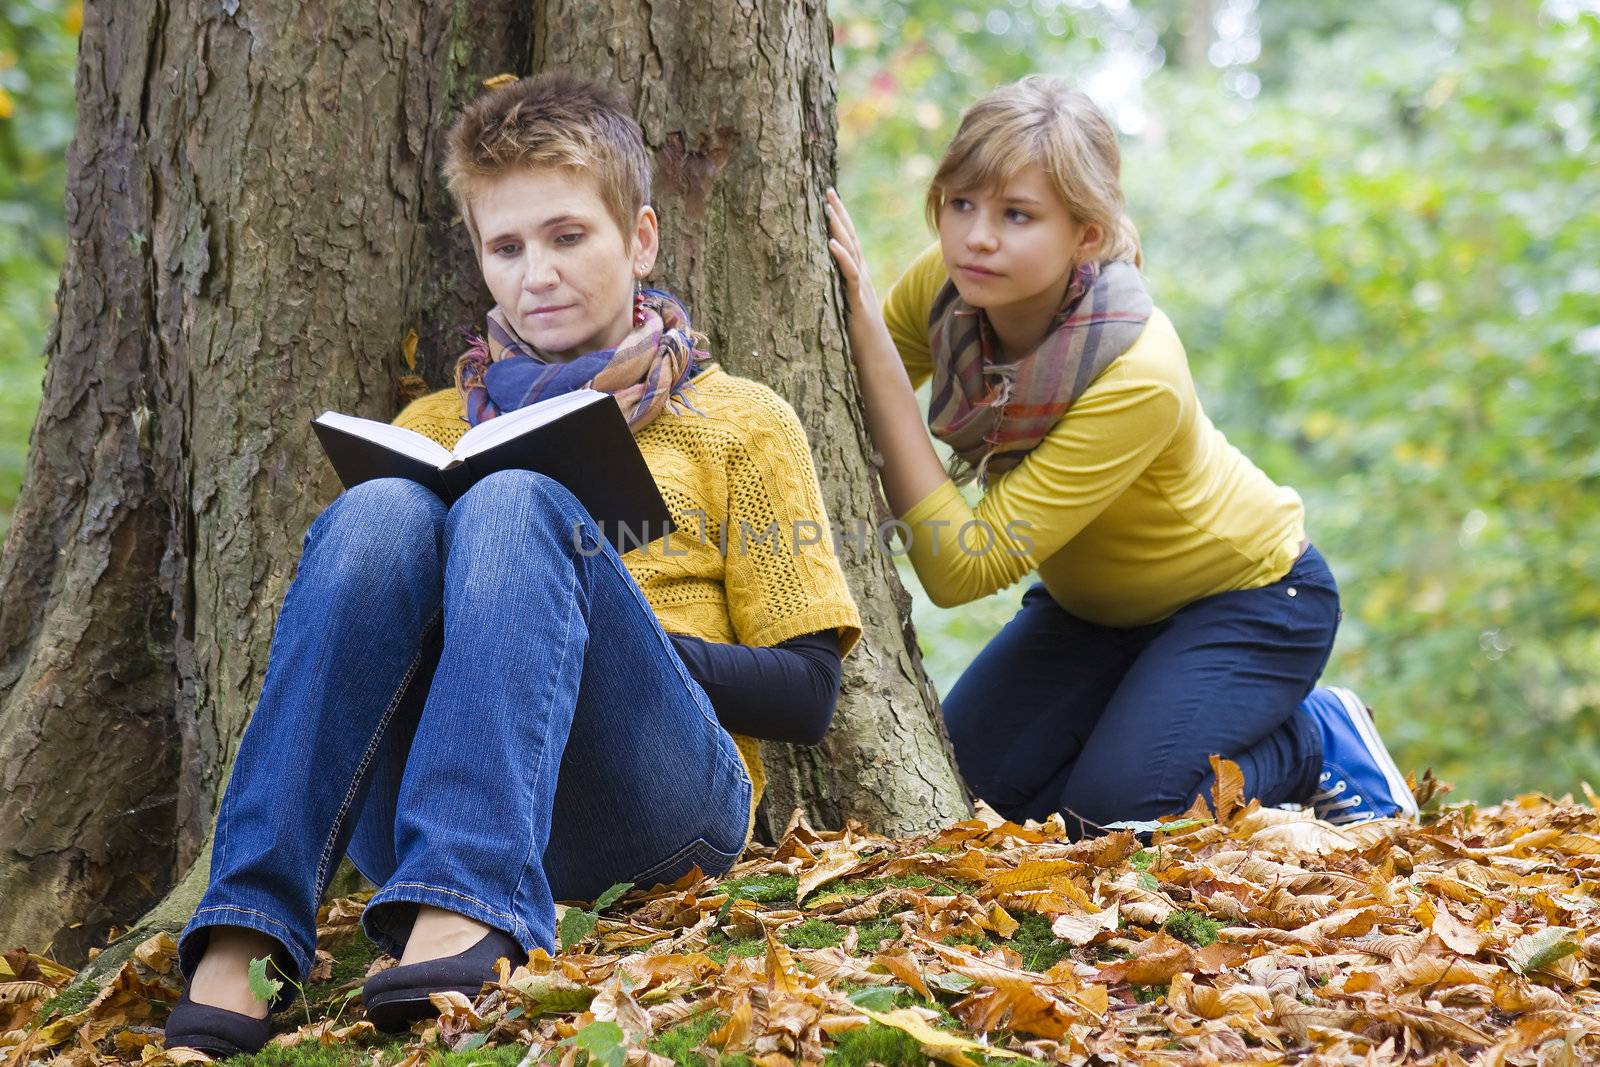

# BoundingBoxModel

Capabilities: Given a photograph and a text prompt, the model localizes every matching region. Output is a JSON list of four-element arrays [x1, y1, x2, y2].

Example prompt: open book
[[312, 389, 674, 552]]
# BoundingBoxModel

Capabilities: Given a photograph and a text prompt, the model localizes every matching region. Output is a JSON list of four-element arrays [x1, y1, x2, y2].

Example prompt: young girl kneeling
[[827, 76, 1416, 838]]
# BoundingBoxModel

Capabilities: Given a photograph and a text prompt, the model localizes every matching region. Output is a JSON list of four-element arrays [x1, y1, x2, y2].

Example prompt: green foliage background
[[2, 0, 1596, 803], [0, 1, 76, 527]]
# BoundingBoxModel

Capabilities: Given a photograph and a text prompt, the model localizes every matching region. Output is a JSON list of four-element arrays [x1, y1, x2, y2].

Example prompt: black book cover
[[312, 394, 675, 553]]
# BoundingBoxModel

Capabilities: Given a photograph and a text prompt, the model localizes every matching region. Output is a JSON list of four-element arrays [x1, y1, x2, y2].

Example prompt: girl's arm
[[826, 189, 950, 517]]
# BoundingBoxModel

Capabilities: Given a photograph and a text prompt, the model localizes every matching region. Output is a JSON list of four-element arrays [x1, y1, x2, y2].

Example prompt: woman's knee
[[449, 470, 589, 544], [308, 478, 446, 580], [323, 478, 446, 542]]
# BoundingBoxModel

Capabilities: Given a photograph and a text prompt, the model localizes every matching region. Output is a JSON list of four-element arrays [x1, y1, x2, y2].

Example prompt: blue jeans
[[178, 471, 752, 987], [942, 545, 1338, 836]]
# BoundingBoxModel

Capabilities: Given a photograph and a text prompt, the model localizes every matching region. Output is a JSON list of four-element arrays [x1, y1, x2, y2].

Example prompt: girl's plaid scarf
[[455, 288, 707, 429], [927, 259, 1152, 487]]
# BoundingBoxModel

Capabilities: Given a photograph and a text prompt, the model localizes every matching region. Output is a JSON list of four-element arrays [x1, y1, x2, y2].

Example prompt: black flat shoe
[[362, 928, 525, 1033], [163, 990, 272, 1057]]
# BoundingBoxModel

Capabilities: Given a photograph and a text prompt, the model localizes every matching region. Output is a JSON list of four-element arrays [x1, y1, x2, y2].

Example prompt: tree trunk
[[0, 0, 529, 961], [532, 0, 968, 842], [0, 0, 967, 964]]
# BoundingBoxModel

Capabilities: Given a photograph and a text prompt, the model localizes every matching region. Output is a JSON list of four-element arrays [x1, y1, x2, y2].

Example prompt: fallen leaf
[[1049, 904, 1119, 946], [861, 1007, 1023, 1067]]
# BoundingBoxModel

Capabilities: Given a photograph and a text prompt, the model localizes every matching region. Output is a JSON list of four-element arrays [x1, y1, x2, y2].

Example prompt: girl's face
[[471, 167, 658, 361], [936, 162, 1101, 317]]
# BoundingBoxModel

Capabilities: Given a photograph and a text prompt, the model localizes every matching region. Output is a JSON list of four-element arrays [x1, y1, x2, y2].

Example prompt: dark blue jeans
[[942, 545, 1338, 836], [178, 472, 752, 988]]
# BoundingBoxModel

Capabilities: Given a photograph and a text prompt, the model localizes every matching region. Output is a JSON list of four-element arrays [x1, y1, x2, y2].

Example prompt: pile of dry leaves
[[5, 762, 1599, 1066]]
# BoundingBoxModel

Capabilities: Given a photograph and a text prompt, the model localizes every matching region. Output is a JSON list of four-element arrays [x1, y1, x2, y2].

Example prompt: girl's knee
[[1056, 764, 1198, 831]]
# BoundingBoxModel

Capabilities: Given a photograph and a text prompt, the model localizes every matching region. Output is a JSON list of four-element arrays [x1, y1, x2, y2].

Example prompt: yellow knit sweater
[[883, 242, 1307, 625], [392, 365, 863, 832]]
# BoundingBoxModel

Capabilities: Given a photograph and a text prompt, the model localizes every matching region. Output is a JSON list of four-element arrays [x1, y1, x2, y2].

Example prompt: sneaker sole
[[1327, 685, 1419, 818]]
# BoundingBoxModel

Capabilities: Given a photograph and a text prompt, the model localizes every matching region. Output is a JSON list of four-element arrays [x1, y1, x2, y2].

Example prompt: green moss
[[824, 1021, 928, 1067], [939, 932, 992, 951], [647, 1011, 724, 1067], [223, 1042, 518, 1067], [853, 919, 902, 955], [1162, 910, 1221, 947], [714, 873, 798, 906], [809, 873, 980, 906], [225, 1039, 401, 1067], [823, 1010, 1023, 1065], [705, 937, 765, 965], [780, 920, 845, 949], [33, 980, 97, 1024], [294, 935, 383, 1010], [1009, 912, 1073, 973], [430, 1045, 533, 1067], [263, 934, 386, 1032], [1132, 984, 1167, 1004]]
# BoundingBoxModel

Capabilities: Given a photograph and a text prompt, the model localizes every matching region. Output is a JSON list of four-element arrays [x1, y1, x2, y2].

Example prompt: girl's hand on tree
[[825, 188, 886, 336]]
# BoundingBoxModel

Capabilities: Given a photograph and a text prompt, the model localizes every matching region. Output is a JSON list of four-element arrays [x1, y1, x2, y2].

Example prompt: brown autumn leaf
[[1049, 904, 1119, 946], [1209, 754, 1246, 823], [0, 981, 53, 1005], [861, 1007, 1024, 1067], [1098, 930, 1196, 985], [794, 851, 862, 904]]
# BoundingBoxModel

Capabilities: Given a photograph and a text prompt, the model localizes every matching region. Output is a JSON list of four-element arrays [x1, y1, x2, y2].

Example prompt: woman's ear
[[1076, 221, 1104, 263], [632, 205, 660, 278]]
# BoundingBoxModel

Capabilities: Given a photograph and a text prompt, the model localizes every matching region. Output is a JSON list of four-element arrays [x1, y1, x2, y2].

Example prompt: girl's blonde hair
[[925, 75, 1142, 268]]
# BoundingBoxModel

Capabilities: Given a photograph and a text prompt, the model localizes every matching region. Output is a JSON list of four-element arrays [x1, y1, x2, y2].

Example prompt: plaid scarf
[[927, 259, 1152, 487], [455, 288, 708, 429]]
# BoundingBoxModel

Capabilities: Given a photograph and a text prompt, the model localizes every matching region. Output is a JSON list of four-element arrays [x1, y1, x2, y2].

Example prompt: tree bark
[[532, 0, 968, 841], [0, 0, 967, 963], [0, 0, 529, 961]]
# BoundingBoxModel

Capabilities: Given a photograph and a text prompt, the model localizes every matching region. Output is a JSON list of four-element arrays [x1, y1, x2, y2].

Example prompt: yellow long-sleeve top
[[393, 365, 863, 835], [883, 242, 1306, 625]]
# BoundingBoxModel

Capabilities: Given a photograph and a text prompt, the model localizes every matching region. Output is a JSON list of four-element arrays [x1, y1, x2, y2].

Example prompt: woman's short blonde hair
[[444, 71, 651, 245], [925, 75, 1141, 267]]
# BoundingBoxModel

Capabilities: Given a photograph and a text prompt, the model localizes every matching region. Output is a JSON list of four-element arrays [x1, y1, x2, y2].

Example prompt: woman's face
[[471, 167, 658, 361], [936, 162, 1100, 316]]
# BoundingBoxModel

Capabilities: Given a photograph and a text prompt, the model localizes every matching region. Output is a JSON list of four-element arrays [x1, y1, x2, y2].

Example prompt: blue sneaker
[[1302, 686, 1419, 824]]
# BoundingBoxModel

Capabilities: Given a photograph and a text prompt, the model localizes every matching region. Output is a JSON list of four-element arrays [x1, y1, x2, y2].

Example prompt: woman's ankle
[[398, 906, 492, 966], [187, 927, 280, 1019]]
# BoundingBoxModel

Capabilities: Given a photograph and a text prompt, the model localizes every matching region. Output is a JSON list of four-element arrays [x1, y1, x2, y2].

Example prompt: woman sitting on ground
[[164, 71, 861, 1056]]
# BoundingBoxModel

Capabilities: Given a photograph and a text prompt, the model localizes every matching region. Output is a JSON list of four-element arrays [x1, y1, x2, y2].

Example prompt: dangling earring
[[633, 274, 646, 325]]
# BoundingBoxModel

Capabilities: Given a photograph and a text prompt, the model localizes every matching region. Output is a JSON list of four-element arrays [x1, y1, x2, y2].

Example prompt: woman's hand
[[825, 188, 888, 345]]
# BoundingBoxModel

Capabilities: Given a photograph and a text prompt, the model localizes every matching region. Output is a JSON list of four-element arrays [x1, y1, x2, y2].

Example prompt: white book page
[[452, 388, 607, 461], [315, 412, 452, 467]]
